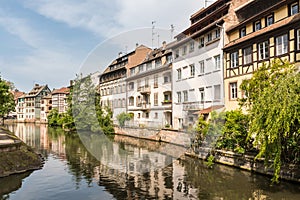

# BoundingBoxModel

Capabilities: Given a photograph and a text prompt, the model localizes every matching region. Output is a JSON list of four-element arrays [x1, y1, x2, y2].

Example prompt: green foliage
[[240, 59, 300, 183], [215, 110, 249, 154], [205, 154, 215, 168], [116, 112, 133, 127], [0, 76, 15, 124], [47, 109, 62, 126], [195, 115, 209, 144]]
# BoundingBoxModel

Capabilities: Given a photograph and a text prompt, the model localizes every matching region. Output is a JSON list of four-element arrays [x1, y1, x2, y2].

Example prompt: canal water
[[1, 124, 300, 200]]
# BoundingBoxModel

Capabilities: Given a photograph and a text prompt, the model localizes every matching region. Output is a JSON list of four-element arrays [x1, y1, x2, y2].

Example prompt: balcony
[[183, 101, 204, 111], [162, 100, 172, 105], [139, 86, 151, 94], [140, 102, 151, 111]]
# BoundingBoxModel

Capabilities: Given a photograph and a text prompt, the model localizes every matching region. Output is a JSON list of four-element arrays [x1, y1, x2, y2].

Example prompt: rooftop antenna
[[170, 24, 175, 40], [152, 21, 156, 48], [157, 34, 160, 48]]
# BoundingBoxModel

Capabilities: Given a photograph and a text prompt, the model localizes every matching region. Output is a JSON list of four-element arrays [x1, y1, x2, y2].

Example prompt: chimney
[[118, 52, 123, 57], [162, 41, 167, 49], [35, 83, 39, 87], [136, 43, 139, 48]]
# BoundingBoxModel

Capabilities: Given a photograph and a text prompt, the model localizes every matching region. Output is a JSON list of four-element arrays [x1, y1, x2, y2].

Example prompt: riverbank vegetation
[[48, 75, 114, 135], [195, 60, 300, 182], [0, 76, 15, 125]]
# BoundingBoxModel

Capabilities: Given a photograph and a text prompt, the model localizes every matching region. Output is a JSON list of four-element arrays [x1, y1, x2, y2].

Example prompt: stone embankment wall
[[186, 148, 300, 183], [0, 127, 43, 178]]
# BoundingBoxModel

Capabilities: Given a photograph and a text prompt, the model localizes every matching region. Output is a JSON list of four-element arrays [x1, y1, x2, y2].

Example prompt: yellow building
[[223, 0, 300, 110]]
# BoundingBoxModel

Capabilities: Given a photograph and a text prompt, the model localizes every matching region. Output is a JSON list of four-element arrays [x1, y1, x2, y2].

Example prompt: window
[[175, 49, 179, 59], [164, 75, 170, 83], [266, 14, 274, 26], [190, 64, 195, 77], [146, 62, 152, 70], [145, 112, 149, 119], [154, 93, 158, 106], [137, 80, 141, 91], [177, 92, 182, 103], [230, 51, 239, 68], [276, 34, 288, 55], [215, 28, 220, 38], [139, 65, 144, 73], [129, 97, 134, 106], [254, 20, 261, 31], [240, 27, 246, 37], [199, 37, 205, 48], [154, 112, 158, 119], [155, 59, 161, 68], [189, 42, 194, 52], [199, 60, 205, 74], [297, 29, 300, 50], [258, 41, 269, 60], [207, 32, 212, 42], [128, 82, 134, 90], [214, 55, 221, 70], [166, 55, 172, 64], [290, 2, 299, 15], [177, 69, 182, 80], [145, 77, 149, 87], [138, 113, 141, 118], [182, 46, 187, 56], [230, 82, 238, 100], [214, 85, 221, 100], [243, 46, 252, 64], [183, 91, 188, 102], [199, 88, 205, 102], [154, 75, 158, 88]]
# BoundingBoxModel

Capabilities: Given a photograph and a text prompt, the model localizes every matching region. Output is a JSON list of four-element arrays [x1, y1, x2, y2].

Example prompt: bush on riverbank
[[195, 60, 300, 183]]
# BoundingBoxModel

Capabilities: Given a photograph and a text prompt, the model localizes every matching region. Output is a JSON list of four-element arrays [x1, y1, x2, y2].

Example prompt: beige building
[[40, 94, 52, 123], [223, 0, 300, 110], [52, 87, 70, 114]]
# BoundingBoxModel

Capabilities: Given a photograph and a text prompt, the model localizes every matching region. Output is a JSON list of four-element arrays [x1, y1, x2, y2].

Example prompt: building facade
[[126, 42, 173, 128], [17, 84, 51, 123], [99, 45, 152, 123], [171, 0, 230, 130], [223, 0, 300, 111], [40, 94, 52, 123], [52, 87, 70, 114]]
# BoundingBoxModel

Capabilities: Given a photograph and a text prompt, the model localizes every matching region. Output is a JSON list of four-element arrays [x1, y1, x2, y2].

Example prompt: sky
[[0, 0, 208, 92]]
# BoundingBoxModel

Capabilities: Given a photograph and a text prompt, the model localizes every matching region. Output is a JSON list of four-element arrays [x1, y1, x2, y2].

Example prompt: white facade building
[[99, 45, 152, 124], [127, 44, 173, 128], [171, 0, 229, 130]]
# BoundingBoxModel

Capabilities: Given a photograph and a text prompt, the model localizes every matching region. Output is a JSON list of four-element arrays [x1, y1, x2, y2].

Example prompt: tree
[[0, 76, 15, 125], [116, 112, 133, 128], [240, 59, 300, 182]]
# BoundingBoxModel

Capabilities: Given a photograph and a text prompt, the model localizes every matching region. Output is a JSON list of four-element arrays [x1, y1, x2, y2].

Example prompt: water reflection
[[2, 123, 300, 200]]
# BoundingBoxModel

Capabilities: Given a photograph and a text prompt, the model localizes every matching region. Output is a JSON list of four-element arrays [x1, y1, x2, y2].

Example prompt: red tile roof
[[52, 87, 70, 94], [193, 105, 224, 115]]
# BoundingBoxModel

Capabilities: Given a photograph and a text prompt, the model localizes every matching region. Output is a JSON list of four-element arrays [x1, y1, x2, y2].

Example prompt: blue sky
[[0, 0, 206, 92]]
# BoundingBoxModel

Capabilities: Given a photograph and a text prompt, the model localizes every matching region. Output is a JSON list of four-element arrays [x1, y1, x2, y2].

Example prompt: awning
[[193, 105, 224, 115]]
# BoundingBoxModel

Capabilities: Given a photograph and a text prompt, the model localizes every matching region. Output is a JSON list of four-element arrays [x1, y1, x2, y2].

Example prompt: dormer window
[[240, 27, 246, 38], [290, 2, 299, 16], [254, 20, 261, 31], [207, 32, 212, 42], [266, 14, 274, 26]]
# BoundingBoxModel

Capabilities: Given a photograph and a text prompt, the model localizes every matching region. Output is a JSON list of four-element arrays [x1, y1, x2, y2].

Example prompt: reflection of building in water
[[7, 123, 66, 158]]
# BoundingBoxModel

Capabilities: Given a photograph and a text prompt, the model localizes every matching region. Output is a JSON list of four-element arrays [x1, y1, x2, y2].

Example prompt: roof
[[52, 87, 70, 95], [26, 84, 49, 97], [224, 13, 300, 50], [13, 90, 25, 100], [193, 105, 224, 115]]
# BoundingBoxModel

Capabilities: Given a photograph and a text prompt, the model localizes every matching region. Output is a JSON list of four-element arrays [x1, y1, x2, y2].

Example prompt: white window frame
[[177, 69, 182, 80], [297, 29, 300, 50], [230, 82, 238, 100], [276, 34, 288, 55], [199, 88, 205, 102], [207, 32, 212, 42], [258, 41, 269, 60], [177, 92, 182, 103], [214, 85, 221, 100], [291, 2, 299, 15], [183, 90, 188, 102], [254, 20, 261, 31], [199, 60, 205, 74], [182, 46, 187, 56], [243, 46, 252, 65], [214, 55, 221, 70], [199, 37, 205, 48], [190, 64, 195, 77], [240, 27, 246, 37], [266, 14, 274, 26], [189, 42, 194, 52], [230, 51, 239, 68]]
